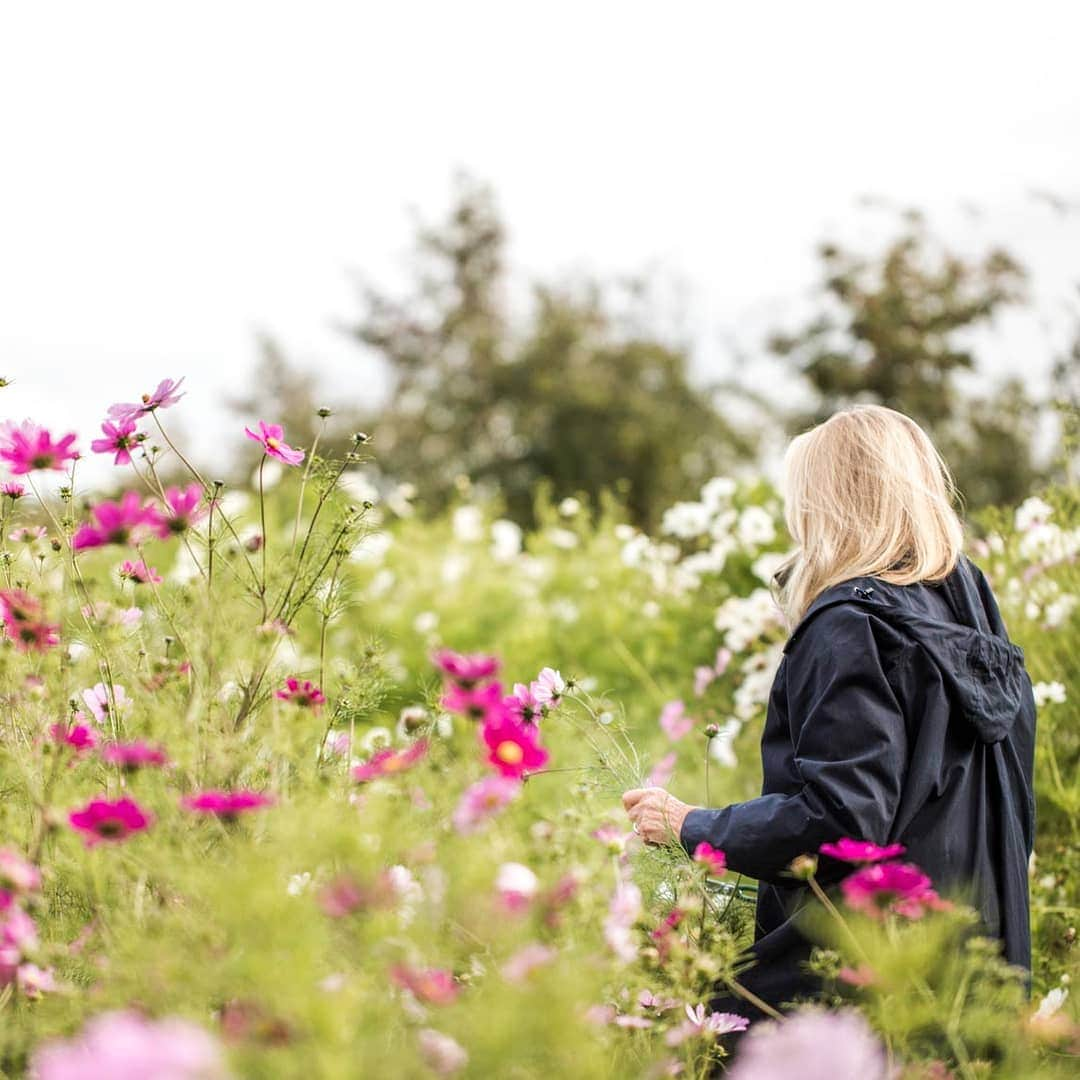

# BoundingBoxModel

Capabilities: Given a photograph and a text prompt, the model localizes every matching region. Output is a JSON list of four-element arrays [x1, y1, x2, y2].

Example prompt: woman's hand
[[622, 787, 694, 846]]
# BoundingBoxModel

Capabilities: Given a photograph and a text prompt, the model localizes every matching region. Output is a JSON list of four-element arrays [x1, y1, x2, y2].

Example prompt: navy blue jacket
[[680, 554, 1037, 1015]]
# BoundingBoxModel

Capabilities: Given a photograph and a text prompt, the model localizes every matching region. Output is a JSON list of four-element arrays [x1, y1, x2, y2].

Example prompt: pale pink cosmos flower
[[90, 419, 141, 466], [501, 943, 557, 983], [646, 752, 677, 787], [659, 700, 694, 741], [108, 377, 187, 423], [0, 848, 41, 894], [0, 421, 79, 474], [503, 682, 542, 725], [531, 667, 565, 706], [244, 420, 305, 466], [8, 526, 47, 543], [82, 683, 130, 724], [727, 1007, 888, 1080], [30, 1009, 227, 1080], [72, 492, 169, 550], [17, 963, 57, 998], [119, 559, 162, 585], [417, 1028, 468, 1076], [604, 879, 642, 963], [451, 775, 521, 834], [591, 823, 631, 854], [665, 1004, 750, 1046], [495, 862, 539, 911]]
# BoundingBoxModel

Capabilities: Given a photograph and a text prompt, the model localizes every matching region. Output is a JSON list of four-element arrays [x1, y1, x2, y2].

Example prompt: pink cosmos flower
[[318, 875, 369, 918], [501, 943, 557, 983], [417, 1029, 468, 1076], [0, 589, 60, 652], [819, 839, 907, 864], [108, 377, 187, 423], [351, 739, 429, 782], [181, 790, 273, 821], [659, 700, 694, 741], [646, 752, 677, 788], [503, 682, 542, 725], [1, 482, 25, 499], [90, 419, 140, 466], [531, 667, 565, 706], [163, 484, 207, 533], [72, 491, 169, 551], [432, 648, 500, 686], [693, 842, 727, 876], [840, 861, 950, 920], [838, 964, 878, 988], [452, 775, 521, 834], [2, 902, 39, 986], [102, 740, 169, 771], [244, 420, 305, 466], [82, 683, 130, 724], [49, 720, 98, 754], [69, 797, 153, 846], [666, 1004, 750, 1046], [275, 677, 326, 713], [441, 680, 505, 721], [591, 823, 632, 854], [9, 526, 47, 543], [0, 849, 41, 894], [727, 1007, 888, 1080], [119, 559, 162, 585], [0, 421, 79, 474], [604, 879, 642, 963], [16, 962, 57, 998], [31, 1009, 227, 1080], [495, 862, 539, 912], [481, 712, 549, 778], [390, 964, 460, 1006]]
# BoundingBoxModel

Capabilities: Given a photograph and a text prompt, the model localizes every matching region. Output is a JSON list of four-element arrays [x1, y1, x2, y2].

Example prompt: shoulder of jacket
[[781, 578, 894, 656]]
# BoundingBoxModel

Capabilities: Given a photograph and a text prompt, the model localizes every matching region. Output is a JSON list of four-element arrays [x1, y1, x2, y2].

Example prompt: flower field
[[0, 381, 1077, 1078]]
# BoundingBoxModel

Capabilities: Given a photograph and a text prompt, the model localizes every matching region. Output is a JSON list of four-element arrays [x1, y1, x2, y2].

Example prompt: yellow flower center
[[382, 755, 404, 772], [266, 437, 280, 449], [496, 740, 524, 765]]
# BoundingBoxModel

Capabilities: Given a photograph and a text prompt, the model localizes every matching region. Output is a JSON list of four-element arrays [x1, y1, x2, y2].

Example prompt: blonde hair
[[773, 404, 965, 627]]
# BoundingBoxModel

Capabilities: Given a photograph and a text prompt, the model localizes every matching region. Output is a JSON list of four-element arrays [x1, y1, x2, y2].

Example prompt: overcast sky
[[2, 2, 1079, 482]]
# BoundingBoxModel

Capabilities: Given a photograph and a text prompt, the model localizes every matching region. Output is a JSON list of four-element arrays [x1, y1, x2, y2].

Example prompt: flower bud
[[703, 723, 720, 738], [788, 854, 818, 880]]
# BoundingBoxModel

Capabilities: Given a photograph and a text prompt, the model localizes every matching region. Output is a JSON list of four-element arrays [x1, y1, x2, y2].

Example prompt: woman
[[623, 404, 1037, 1019]]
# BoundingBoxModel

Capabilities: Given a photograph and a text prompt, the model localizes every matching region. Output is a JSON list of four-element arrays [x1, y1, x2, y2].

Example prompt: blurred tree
[[346, 174, 756, 527], [767, 211, 1046, 507]]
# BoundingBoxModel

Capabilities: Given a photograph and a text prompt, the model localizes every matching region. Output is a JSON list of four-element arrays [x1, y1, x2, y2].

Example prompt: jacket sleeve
[[679, 605, 909, 885]]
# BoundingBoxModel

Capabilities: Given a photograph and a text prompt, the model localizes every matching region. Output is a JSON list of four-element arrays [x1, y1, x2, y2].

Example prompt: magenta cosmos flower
[[352, 739, 429, 782], [244, 420, 304, 466], [819, 838, 906, 864], [275, 677, 326, 713], [1, 482, 25, 499], [72, 491, 169, 551], [840, 861, 950, 920], [452, 775, 521, 834], [90, 419, 141, 466], [389, 964, 460, 1005], [481, 712, 549, 778], [31, 1009, 227, 1080], [442, 680, 504, 722], [108, 377, 187, 424], [0, 589, 60, 652], [432, 648, 500, 686], [102, 740, 169, 771], [49, 720, 98, 754], [0, 421, 79, 474], [163, 484, 207, 533], [181, 790, 274, 821], [69, 797, 153, 846], [503, 682, 542, 725], [693, 842, 727, 876]]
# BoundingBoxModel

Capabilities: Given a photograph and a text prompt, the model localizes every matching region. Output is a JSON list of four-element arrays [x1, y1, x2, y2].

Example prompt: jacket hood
[[782, 554, 1029, 744]]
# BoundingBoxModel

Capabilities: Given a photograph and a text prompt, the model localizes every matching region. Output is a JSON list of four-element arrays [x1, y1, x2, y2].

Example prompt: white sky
[[2, 1, 1079, 484]]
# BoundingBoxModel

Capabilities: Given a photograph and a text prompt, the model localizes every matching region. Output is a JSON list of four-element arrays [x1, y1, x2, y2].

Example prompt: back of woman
[[623, 403, 1037, 1018]]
